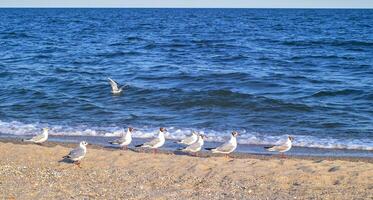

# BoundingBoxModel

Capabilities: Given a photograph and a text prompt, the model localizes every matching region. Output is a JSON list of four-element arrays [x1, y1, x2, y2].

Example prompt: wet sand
[[0, 140, 372, 199]]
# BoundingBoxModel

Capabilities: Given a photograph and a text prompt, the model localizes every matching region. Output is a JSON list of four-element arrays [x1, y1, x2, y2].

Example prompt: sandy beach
[[0, 141, 372, 200]]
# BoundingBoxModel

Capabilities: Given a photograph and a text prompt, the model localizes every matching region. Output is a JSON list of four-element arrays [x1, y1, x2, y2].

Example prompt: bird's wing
[[215, 142, 235, 153], [112, 136, 127, 144], [108, 78, 119, 91], [185, 142, 201, 151], [109, 138, 121, 144], [271, 145, 289, 152], [120, 83, 128, 90], [31, 134, 45, 142], [67, 148, 85, 159], [143, 137, 161, 147], [182, 135, 196, 144]]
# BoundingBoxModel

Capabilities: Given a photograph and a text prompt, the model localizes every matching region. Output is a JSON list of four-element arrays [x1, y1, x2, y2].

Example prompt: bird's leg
[[280, 153, 286, 159], [125, 146, 128, 150], [75, 161, 82, 168]]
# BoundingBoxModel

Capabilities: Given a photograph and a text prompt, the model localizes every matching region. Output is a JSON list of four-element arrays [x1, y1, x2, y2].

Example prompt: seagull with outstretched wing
[[108, 77, 126, 94]]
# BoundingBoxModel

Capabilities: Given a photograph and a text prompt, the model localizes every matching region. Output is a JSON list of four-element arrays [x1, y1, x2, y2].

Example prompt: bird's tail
[[264, 146, 275, 151], [205, 147, 214, 151], [135, 144, 143, 147]]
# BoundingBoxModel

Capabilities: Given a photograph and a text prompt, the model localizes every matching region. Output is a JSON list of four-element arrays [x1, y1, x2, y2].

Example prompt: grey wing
[[183, 136, 196, 144], [31, 134, 44, 141], [216, 142, 235, 152], [112, 137, 126, 144], [185, 142, 201, 151], [68, 148, 85, 159], [108, 78, 119, 91], [144, 137, 160, 147], [272, 145, 288, 151]]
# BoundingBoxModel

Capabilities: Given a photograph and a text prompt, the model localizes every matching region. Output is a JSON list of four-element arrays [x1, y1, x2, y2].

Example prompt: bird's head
[[200, 134, 207, 140], [232, 131, 239, 137], [160, 127, 167, 132], [288, 136, 294, 142], [80, 141, 88, 146]]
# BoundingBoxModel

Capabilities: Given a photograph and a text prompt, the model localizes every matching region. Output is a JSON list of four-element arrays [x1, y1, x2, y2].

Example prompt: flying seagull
[[108, 77, 126, 94]]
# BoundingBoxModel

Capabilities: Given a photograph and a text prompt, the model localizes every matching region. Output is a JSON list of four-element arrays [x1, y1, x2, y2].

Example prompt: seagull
[[180, 134, 206, 157], [206, 131, 239, 158], [135, 127, 167, 154], [108, 77, 126, 94], [23, 127, 49, 144], [63, 141, 88, 168], [177, 131, 198, 145], [264, 136, 294, 158], [109, 127, 134, 150]]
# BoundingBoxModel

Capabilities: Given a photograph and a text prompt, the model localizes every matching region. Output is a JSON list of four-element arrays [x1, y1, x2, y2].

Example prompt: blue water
[[0, 9, 372, 151]]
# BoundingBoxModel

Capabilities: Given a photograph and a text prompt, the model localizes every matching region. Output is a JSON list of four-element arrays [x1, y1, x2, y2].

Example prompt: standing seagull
[[264, 136, 294, 158], [180, 134, 206, 157], [177, 131, 198, 145], [206, 131, 239, 158], [108, 77, 126, 94], [63, 141, 88, 168], [135, 128, 167, 154], [109, 127, 134, 150], [23, 127, 49, 144]]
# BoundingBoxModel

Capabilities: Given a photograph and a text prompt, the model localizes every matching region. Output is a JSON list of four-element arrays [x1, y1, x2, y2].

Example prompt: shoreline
[[1, 141, 372, 199], [1, 137, 372, 162]]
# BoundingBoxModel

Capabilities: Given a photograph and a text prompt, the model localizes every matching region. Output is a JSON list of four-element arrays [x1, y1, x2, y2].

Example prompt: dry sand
[[0, 141, 372, 200]]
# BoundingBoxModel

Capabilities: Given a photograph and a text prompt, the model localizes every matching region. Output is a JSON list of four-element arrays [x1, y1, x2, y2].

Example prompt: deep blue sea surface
[[0, 9, 372, 150]]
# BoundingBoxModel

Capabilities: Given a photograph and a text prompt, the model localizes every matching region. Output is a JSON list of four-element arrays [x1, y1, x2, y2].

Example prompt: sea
[[0, 8, 372, 156]]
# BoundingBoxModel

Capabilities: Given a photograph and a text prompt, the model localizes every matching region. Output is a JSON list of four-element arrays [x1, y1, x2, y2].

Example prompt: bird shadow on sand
[[58, 157, 75, 164], [173, 150, 211, 158], [102, 145, 139, 153]]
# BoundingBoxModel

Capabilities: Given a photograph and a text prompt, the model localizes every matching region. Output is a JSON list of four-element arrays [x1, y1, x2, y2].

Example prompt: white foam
[[0, 120, 372, 151]]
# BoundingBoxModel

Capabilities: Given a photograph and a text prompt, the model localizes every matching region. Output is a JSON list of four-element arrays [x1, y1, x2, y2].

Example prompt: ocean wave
[[96, 51, 141, 58], [311, 89, 364, 97], [0, 120, 371, 151], [282, 40, 373, 47]]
